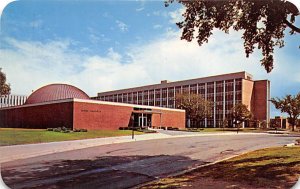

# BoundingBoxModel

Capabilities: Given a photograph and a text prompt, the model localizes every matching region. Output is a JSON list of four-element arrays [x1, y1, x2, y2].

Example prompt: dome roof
[[25, 84, 89, 104]]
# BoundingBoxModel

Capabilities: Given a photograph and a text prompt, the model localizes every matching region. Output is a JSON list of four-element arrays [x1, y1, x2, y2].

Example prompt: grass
[[0, 128, 143, 146], [142, 146, 300, 189], [184, 127, 267, 133]]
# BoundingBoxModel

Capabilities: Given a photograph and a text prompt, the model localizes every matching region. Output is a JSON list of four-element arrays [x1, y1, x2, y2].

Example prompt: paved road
[[1, 133, 298, 189]]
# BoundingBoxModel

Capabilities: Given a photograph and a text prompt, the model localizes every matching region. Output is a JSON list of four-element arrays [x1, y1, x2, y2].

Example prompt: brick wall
[[73, 102, 133, 130], [152, 109, 185, 129], [73, 101, 186, 130], [0, 102, 73, 129], [253, 80, 270, 121], [0, 100, 186, 130], [242, 79, 254, 111]]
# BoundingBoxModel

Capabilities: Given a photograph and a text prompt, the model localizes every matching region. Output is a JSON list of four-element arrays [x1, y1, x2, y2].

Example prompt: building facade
[[270, 116, 300, 130], [0, 95, 27, 108], [95, 71, 270, 128], [0, 84, 185, 130]]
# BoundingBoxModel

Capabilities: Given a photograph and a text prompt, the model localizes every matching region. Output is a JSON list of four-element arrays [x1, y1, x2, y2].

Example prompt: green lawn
[[185, 127, 267, 133], [0, 128, 143, 146], [143, 146, 300, 189]]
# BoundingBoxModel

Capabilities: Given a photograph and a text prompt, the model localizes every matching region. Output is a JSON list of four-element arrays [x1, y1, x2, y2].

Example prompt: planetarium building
[[0, 84, 185, 130]]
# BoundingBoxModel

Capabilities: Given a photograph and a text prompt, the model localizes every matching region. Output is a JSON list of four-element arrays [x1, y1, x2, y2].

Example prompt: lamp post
[[131, 115, 134, 139]]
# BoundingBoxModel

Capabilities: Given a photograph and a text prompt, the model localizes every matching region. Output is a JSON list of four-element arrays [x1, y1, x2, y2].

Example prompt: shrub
[[119, 127, 130, 130], [53, 128, 62, 132], [140, 129, 157, 133], [47, 128, 53, 131]]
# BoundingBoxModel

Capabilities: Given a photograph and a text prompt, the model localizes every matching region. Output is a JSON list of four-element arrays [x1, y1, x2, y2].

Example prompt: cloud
[[168, 7, 185, 24], [87, 27, 110, 44], [115, 20, 128, 32], [153, 24, 162, 29], [29, 19, 43, 28], [136, 7, 144, 12], [1, 26, 299, 117]]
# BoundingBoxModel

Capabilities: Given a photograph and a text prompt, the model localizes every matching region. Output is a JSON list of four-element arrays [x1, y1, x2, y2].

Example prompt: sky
[[0, 0, 299, 117]]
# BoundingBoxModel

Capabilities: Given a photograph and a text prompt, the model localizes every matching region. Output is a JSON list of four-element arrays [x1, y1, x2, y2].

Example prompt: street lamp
[[131, 115, 135, 139]]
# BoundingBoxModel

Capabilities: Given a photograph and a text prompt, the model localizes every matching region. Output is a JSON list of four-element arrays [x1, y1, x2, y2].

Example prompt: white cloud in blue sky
[[0, 0, 299, 117], [115, 20, 129, 32]]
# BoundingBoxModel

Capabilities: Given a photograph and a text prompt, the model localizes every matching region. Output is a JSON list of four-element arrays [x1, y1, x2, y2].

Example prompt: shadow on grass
[[188, 155, 300, 188], [1, 155, 207, 189]]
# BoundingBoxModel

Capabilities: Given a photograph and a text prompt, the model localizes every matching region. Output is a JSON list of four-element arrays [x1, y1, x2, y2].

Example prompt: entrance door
[[138, 116, 147, 128]]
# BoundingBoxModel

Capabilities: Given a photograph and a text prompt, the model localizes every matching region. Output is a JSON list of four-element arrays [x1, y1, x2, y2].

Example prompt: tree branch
[[284, 19, 300, 33]]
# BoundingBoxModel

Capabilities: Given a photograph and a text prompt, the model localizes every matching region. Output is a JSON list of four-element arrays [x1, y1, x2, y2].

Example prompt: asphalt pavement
[[1, 133, 299, 189]]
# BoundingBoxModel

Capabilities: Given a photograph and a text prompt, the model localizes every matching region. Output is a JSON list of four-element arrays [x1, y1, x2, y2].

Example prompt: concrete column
[[205, 83, 207, 128], [160, 88, 162, 107], [213, 81, 216, 128], [267, 81, 270, 128], [173, 86, 176, 108], [141, 113, 144, 127], [148, 90, 150, 106], [141, 92, 143, 105], [223, 80, 226, 120], [233, 79, 236, 106], [167, 88, 169, 107], [154, 90, 156, 106]]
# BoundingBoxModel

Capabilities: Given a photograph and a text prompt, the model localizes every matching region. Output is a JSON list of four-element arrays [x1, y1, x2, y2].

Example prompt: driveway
[[1, 134, 298, 189]]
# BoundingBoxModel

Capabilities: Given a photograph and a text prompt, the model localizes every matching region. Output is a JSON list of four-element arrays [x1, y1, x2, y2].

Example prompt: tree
[[0, 68, 11, 96], [175, 93, 213, 127], [271, 93, 300, 131], [230, 103, 252, 133], [165, 0, 299, 73]]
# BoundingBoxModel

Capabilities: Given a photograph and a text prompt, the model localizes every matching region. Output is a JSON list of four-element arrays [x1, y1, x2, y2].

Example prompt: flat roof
[[97, 71, 253, 96]]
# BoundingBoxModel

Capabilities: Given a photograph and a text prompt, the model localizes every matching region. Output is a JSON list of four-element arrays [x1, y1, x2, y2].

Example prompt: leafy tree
[[0, 68, 11, 96], [271, 93, 300, 131], [230, 103, 252, 133], [165, 0, 299, 72], [175, 93, 213, 127]]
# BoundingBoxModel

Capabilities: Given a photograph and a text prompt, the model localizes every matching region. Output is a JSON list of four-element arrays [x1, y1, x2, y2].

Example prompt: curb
[[284, 143, 295, 147], [134, 142, 298, 189], [133, 152, 248, 189]]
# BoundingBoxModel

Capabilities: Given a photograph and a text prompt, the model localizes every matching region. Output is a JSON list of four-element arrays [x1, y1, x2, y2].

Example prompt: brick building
[[270, 116, 300, 130], [0, 84, 185, 130], [95, 71, 270, 128]]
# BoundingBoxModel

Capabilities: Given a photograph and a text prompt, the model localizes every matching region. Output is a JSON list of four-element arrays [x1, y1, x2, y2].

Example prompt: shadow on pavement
[[2, 155, 208, 189]]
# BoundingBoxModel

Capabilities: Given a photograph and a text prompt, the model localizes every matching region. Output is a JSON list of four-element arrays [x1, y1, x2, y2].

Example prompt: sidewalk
[[0, 131, 267, 164]]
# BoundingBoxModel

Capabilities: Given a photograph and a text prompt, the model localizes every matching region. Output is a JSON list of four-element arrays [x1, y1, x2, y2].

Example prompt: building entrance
[[130, 108, 162, 129], [138, 116, 148, 128]]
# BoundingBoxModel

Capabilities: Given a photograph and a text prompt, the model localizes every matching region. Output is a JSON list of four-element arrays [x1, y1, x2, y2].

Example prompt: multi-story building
[[94, 71, 270, 128], [0, 94, 27, 108]]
